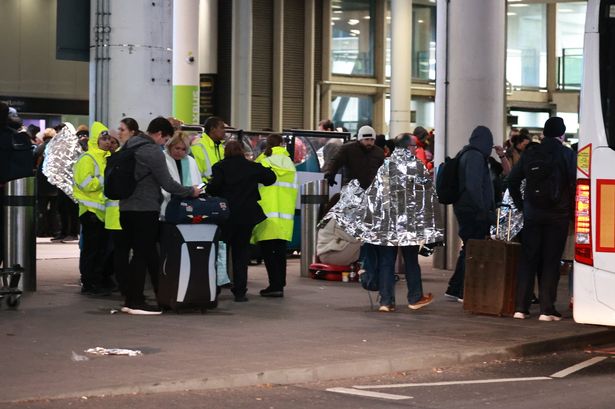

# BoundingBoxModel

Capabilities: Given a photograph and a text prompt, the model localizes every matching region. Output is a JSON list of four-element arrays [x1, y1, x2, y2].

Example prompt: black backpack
[[435, 148, 475, 205], [524, 148, 565, 209], [104, 142, 149, 200]]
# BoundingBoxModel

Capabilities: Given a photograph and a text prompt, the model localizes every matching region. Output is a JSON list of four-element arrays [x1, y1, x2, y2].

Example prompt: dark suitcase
[[463, 238, 520, 317], [165, 195, 229, 225], [158, 223, 219, 312]]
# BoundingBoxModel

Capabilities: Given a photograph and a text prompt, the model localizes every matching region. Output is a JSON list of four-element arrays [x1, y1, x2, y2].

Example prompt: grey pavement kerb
[[2, 250, 615, 403]]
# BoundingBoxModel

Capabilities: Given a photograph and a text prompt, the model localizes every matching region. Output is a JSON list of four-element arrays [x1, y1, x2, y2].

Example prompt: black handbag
[[165, 195, 230, 225]]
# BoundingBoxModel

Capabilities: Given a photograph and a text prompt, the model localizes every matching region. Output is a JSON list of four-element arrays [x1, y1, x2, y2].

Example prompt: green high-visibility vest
[[252, 147, 298, 242]]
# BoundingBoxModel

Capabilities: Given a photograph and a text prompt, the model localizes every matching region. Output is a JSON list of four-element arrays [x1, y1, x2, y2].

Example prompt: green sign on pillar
[[173, 85, 199, 124]]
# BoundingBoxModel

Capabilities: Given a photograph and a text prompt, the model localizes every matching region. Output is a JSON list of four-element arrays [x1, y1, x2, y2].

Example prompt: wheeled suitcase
[[463, 211, 520, 317], [463, 239, 520, 316], [158, 223, 219, 312]]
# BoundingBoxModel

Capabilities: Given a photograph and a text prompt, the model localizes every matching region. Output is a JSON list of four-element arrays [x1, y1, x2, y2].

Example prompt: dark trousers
[[108, 229, 130, 295], [226, 224, 255, 297], [37, 195, 60, 236], [120, 211, 160, 306], [515, 219, 569, 315], [79, 212, 108, 288], [58, 191, 79, 236], [259, 239, 288, 291], [447, 213, 491, 298]]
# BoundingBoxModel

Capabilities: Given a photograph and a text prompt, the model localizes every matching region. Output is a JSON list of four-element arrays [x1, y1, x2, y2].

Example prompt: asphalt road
[[5, 344, 615, 409]]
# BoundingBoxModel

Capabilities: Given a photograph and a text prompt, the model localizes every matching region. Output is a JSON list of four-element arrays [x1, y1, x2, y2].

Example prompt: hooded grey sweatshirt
[[119, 133, 193, 212]]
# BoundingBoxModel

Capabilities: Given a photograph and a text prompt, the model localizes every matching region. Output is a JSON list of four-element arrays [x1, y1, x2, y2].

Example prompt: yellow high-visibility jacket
[[73, 122, 108, 222], [191, 132, 224, 183], [252, 147, 298, 242]]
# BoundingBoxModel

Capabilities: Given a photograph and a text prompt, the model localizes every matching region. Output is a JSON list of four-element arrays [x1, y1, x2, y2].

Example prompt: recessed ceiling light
[[363, 15, 370, 20], [418, 19, 424, 23], [350, 29, 360, 35], [507, 12, 517, 16], [559, 8, 573, 13], [348, 18, 359, 25], [333, 10, 342, 14], [332, 16, 341, 21]]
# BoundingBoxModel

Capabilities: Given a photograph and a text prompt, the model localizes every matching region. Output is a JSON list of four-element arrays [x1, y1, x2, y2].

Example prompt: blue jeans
[[400, 246, 423, 304], [363, 243, 397, 306]]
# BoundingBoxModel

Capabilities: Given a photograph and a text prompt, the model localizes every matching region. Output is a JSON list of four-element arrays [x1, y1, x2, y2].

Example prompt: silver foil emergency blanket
[[326, 149, 444, 246], [491, 187, 524, 241], [42, 123, 83, 200]]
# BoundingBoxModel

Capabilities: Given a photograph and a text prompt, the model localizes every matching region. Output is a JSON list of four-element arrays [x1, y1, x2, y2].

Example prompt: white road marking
[[326, 387, 412, 400], [353, 377, 552, 389], [550, 357, 608, 378]]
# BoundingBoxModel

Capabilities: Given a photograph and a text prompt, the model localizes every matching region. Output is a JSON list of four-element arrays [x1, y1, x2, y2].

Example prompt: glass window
[[385, 2, 436, 80], [331, 95, 374, 134], [510, 110, 550, 130], [384, 97, 435, 132], [556, 2, 587, 89], [507, 3, 547, 88], [331, 0, 376, 76]]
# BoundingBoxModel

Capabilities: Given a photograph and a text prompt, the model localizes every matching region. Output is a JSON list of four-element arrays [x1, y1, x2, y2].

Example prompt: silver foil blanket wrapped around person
[[326, 148, 445, 246], [42, 123, 82, 200], [490, 187, 524, 241]]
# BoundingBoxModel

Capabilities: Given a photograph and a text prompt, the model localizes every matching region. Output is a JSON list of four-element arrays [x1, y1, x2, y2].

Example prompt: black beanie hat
[[543, 116, 566, 138]]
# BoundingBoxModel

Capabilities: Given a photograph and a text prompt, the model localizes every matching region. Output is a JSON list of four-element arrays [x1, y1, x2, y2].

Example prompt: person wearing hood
[[445, 126, 496, 303], [73, 122, 113, 296], [251, 134, 298, 298], [508, 116, 576, 322], [323, 125, 385, 189]]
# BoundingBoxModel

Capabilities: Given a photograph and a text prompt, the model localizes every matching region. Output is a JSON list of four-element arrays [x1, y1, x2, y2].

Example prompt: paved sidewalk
[[2, 244, 614, 403]]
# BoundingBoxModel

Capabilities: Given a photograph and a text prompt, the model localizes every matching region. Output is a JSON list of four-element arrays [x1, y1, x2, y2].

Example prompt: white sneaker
[[538, 314, 562, 322], [123, 304, 162, 315], [513, 312, 530, 319], [444, 293, 463, 303]]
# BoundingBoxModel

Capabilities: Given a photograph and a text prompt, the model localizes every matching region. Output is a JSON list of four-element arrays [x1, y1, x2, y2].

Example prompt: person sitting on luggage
[[206, 141, 276, 302], [358, 133, 444, 312], [251, 134, 298, 298], [119, 117, 200, 315], [160, 131, 202, 218]]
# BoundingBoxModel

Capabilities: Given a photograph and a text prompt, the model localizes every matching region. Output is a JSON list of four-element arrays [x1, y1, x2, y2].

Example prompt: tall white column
[[231, 0, 253, 130], [199, 0, 218, 75], [389, 0, 413, 138], [172, 0, 200, 124], [89, 0, 173, 129], [434, 0, 506, 269]]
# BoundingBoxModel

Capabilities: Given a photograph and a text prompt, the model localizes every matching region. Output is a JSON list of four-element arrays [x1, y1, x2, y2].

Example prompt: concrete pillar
[[199, 0, 218, 123], [304, 0, 316, 129], [199, 0, 218, 75], [231, 0, 253, 130], [89, 0, 173, 128], [389, 0, 413, 138], [172, 0, 200, 124], [434, 0, 506, 269]]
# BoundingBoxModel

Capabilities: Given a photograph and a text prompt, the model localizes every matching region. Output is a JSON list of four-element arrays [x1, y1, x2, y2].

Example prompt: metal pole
[[300, 180, 329, 277], [2, 177, 37, 291]]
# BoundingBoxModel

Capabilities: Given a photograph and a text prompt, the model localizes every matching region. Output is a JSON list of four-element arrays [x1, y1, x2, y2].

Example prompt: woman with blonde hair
[[160, 131, 202, 217]]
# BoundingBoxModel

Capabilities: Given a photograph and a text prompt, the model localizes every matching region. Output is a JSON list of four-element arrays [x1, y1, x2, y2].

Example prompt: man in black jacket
[[508, 117, 576, 322], [323, 125, 385, 189], [445, 126, 496, 302]]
